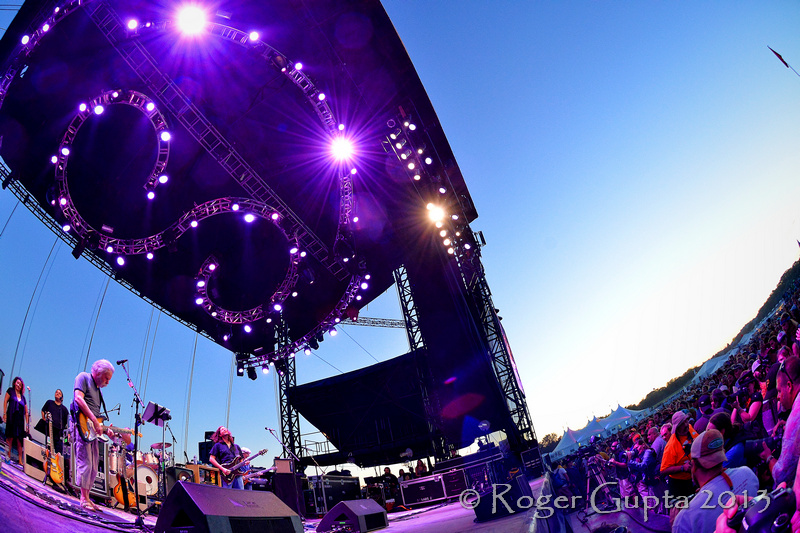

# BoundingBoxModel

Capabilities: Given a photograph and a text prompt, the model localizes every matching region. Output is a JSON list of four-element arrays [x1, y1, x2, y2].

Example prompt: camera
[[728, 487, 796, 533]]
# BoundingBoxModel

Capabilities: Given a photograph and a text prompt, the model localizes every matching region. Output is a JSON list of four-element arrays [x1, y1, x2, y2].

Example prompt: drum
[[142, 452, 158, 468], [135, 465, 159, 496], [107, 447, 123, 475]]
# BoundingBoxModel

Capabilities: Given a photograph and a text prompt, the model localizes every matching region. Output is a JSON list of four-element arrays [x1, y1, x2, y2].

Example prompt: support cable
[[0, 200, 19, 240], [183, 332, 199, 460], [11, 237, 58, 378], [82, 277, 110, 373]]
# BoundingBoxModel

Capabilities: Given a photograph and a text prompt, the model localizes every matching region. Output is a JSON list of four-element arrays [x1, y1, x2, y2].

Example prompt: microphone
[[265, 427, 274, 432], [116, 359, 128, 365]]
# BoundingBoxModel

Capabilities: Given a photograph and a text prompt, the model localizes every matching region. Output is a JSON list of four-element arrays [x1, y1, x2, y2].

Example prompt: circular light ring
[[192, 204, 301, 324]]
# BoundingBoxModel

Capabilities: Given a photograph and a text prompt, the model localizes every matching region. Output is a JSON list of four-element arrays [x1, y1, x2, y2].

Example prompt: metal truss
[[276, 316, 302, 459], [0, 164, 217, 345], [83, 0, 348, 281], [339, 317, 405, 328], [393, 265, 449, 460]]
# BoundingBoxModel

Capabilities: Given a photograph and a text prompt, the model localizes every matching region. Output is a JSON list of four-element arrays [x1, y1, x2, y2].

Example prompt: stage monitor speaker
[[165, 465, 194, 495], [316, 499, 388, 533], [154, 481, 302, 533]]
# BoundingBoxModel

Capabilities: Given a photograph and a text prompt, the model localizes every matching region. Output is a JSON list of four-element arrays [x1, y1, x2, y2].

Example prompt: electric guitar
[[76, 411, 141, 443], [42, 413, 64, 485], [220, 448, 268, 484], [113, 468, 136, 509], [241, 468, 272, 484]]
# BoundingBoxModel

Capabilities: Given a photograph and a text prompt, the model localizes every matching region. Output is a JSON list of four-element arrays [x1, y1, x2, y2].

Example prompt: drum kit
[[107, 437, 173, 498]]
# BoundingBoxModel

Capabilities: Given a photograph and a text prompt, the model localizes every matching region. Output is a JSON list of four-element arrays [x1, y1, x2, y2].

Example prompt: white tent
[[599, 404, 643, 432]]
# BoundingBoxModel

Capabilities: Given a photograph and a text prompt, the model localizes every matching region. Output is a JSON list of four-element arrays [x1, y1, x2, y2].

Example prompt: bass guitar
[[220, 448, 268, 484], [42, 413, 64, 486], [76, 411, 141, 443]]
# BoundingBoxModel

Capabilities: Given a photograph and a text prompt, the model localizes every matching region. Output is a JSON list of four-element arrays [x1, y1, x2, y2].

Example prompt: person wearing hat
[[660, 410, 699, 499], [672, 429, 758, 533], [693, 394, 713, 433], [731, 371, 763, 438], [760, 356, 800, 488]]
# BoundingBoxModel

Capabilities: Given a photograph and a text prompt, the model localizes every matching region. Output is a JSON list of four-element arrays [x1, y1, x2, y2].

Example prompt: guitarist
[[41, 389, 69, 454], [71, 359, 123, 511], [208, 426, 247, 489]]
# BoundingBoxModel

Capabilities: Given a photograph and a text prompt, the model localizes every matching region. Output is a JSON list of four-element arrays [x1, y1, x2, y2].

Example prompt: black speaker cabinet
[[442, 470, 468, 497], [274, 473, 307, 517], [198, 440, 214, 464], [316, 499, 388, 533], [154, 481, 302, 533], [165, 466, 194, 495], [472, 473, 533, 523]]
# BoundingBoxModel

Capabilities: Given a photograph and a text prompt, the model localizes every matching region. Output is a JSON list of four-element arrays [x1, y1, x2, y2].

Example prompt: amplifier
[[400, 475, 446, 506], [441, 470, 468, 497], [23, 438, 65, 483], [68, 439, 111, 498], [310, 475, 361, 514], [521, 447, 544, 478], [184, 464, 220, 486]]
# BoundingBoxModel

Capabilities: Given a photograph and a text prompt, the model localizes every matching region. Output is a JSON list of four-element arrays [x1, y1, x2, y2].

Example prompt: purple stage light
[[249, 31, 259, 41], [197, 280, 206, 287], [211, 311, 217, 317], [61, 147, 70, 156], [335, 317, 341, 323], [147, 191, 155, 200], [425, 157, 433, 165], [413, 174, 421, 181], [289, 246, 298, 254], [158, 175, 168, 184], [270, 212, 280, 221], [190, 220, 198, 228], [59, 197, 67, 206], [195, 297, 203, 305], [106, 245, 113, 253], [464, 244, 472, 250], [295, 62, 303, 70], [329, 327, 337, 336], [244, 324, 252, 333], [223, 334, 229, 341], [407, 162, 415, 170], [365, 274, 371, 280], [291, 291, 298, 297], [331, 137, 354, 160], [350, 168, 357, 175], [177, 5, 207, 35], [244, 213, 255, 223], [356, 295, 362, 301], [146, 252, 154, 260], [262, 366, 269, 374], [444, 377, 457, 385], [408, 123, 417, 131], [127, 19, 138, 30], [231, 203, 239, 211], [440, 230, 447, 237], [338, 124, 345, 131], [146, 102, 155, 112], [21, 35, 30, 45], [50, 156, 58, 164], [62, 224, 71, 232], [273, 303, 282, 312], [266, 318, 272, 323], [42, 23, 50, 32], [360, 282, 368, 290], [447, 247, 454, 254], [318, 93, 326, 101], [208, 263, 216, 271], [352, 216, 359, 223], [78, 103, 87, 112], [116, 256, 125, 266], [111, 91, 119, 98], [160, 131, 171, 142], [438, 187, 446, 194], [443, 238, 451, 246], [451, 214, 459, 220], [93, 105, 104, 115], [299, 251, 307, 257], [304, 347, 311, 355]]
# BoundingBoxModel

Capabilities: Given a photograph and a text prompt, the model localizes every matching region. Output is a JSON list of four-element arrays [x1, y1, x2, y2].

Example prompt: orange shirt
[[660, 426, 699, 480]]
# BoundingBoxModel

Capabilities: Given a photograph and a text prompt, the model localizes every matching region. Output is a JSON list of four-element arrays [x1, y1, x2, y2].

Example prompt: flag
[[769, 46, 790, 69]]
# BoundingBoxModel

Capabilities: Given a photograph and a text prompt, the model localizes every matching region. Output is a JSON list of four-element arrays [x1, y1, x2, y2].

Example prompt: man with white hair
[[71, 359, 118, 510]]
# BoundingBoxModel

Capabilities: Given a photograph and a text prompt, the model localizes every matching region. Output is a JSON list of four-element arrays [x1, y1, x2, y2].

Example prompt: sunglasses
[[778, 361, 798, 383]]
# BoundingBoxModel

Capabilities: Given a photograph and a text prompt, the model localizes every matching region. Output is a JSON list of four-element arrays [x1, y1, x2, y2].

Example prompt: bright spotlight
[[160, 131, 171, 142], [190, 220, 198, 228], [116, 256, 125, 266], [93, 105, 104, 115], [244, 324, 252, 333], [50, 156, 58, 164], [158, 175, 168, 184], [146, 102, 156, 112], [331, 137, 354, 160], [21, 35, 30, 45], [147, 191, 155, 200], [146, 252, 154, 260], [249, 31, 259, 41], [244, 213, 256, 223], [177, 5, 207, 35], [428, 206, 446, 222], [195, 297, 204, 305], [127, 19, 139, 30]]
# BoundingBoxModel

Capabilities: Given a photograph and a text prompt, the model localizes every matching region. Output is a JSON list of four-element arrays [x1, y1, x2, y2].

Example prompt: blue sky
[[1, 1, 800, 471]]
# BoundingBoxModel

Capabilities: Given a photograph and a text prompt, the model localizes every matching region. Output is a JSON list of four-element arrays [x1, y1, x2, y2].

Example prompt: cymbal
[[150, 442, 172, 449]]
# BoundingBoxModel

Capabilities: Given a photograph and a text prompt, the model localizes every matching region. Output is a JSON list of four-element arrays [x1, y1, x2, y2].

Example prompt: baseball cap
[[697, 394, 712, 414], [691, 429, 727, 468], [672, 411, 688, 434]]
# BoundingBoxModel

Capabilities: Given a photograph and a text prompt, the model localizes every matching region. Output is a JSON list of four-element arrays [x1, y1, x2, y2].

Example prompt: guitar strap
[[91, 375, 110, 421]]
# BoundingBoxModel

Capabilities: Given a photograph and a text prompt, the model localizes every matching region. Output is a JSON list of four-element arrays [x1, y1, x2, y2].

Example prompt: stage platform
[[0, 454, 670, 533]]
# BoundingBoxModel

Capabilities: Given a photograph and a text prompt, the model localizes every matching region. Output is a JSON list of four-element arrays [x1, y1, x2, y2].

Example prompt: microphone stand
[[266, 428, 306, 519], [118, 362, 145, 527]]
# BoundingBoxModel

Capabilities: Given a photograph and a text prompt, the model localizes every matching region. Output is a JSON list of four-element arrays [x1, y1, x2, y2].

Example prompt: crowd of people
[[552, 282, 800, 532]]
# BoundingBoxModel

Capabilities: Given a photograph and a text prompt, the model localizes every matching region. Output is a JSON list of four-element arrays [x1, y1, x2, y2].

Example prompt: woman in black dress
[[3, 376, 29, 464]]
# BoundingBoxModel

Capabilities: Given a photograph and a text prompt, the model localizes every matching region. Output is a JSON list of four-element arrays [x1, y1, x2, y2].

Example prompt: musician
[[240, 447, 253, 490], [3, 376, 29, 465], [208, 426, 246, 489], [71, 359, 117, 511], [41, 389, 69, 454]]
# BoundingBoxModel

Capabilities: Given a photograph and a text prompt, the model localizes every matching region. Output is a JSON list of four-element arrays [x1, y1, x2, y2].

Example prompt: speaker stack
[[316, 499, 388, 533], [154, 481, 302, 533]]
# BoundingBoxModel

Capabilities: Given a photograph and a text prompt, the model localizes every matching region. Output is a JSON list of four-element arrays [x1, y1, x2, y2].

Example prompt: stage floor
[[0, 455, 669, 533]]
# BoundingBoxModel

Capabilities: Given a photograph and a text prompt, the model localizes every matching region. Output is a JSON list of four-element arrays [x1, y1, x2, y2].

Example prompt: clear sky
[[1, 1, 800, 473]]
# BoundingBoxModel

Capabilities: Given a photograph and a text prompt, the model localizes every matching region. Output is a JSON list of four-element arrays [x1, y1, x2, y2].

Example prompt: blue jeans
[[223, 475, 244, 489]]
